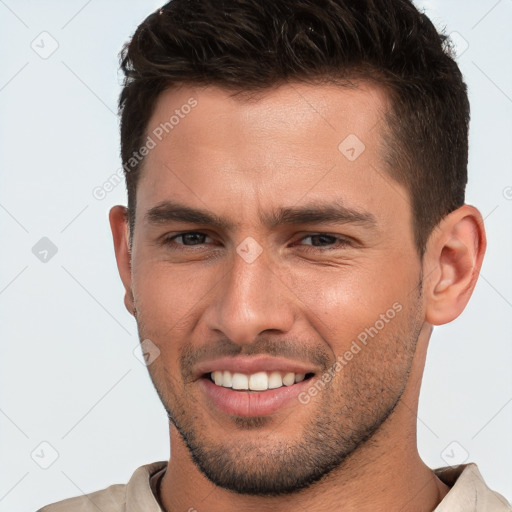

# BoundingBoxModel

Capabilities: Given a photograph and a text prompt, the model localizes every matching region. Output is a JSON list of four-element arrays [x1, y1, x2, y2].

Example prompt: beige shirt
[[37, 461, 511, 511]]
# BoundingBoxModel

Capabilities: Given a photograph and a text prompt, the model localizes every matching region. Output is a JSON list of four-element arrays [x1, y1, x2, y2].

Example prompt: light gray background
[[0, 1, 511, 510]]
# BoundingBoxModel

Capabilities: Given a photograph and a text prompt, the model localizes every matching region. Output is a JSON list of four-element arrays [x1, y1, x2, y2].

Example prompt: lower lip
[[200, 376, 313, 417]]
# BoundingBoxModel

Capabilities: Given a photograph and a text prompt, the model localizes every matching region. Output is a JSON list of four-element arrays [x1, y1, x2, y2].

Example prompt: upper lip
[[193, 355, 319, 380]]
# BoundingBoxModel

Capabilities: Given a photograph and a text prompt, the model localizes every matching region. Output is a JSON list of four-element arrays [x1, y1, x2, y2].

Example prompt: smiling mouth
[[204, 370, 315, 391]]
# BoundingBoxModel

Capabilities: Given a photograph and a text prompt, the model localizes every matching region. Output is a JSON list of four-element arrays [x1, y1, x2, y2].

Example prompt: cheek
[[132, 262, 208, 344], [284, 259, 413, 351]]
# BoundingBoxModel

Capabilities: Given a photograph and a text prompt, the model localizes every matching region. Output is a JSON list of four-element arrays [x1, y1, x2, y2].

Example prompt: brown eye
[[297, 234, 352, 251], [162, 232, 212, 248]]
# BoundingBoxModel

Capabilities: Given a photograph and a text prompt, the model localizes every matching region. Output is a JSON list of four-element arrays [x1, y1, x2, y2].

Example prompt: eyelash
[[161, 232, 352, 252]]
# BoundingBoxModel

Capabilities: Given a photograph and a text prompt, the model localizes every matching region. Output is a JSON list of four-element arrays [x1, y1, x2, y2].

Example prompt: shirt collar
[[125, 461, 511, 512], [125, 460, 167, 512], [433, 463, 511, 511]]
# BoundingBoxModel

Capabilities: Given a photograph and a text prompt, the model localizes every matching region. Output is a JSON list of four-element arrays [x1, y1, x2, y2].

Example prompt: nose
[[203, 246, 295, 345]]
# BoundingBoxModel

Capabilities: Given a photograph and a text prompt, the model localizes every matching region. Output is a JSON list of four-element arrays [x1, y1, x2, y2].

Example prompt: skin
[[110, 81, 486, 511]]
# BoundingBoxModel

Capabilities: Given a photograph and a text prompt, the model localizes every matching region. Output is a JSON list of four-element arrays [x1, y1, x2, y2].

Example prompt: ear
[[423, 204, 486, 325], [109, 205, 135, 317]]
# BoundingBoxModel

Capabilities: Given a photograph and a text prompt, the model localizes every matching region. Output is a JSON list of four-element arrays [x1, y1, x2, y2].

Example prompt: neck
[[159, 324, 450, 511], [159, 411, 449, 512]]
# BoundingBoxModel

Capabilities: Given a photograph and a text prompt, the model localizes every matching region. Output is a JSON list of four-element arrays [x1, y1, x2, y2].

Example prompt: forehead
[[135, 81, 410, 235], [144, 80, 390, 154]]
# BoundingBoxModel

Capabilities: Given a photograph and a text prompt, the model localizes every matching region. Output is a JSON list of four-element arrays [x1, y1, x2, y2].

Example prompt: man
[[38, 0, 511, 510]]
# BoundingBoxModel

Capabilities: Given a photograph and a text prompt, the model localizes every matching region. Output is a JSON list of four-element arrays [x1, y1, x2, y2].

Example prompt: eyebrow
[[144, 200, 377, 231]]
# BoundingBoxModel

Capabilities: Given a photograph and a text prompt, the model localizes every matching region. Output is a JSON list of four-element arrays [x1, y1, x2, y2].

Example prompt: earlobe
[[424, 205, 486, 326], [109, 205, 136, 317]]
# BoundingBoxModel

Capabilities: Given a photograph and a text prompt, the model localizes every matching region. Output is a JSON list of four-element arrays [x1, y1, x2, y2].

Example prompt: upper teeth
[[210, 370, 306, 390]]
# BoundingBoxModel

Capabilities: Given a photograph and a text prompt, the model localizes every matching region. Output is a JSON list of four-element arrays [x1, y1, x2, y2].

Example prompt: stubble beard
[[135, 291, 423, 496]]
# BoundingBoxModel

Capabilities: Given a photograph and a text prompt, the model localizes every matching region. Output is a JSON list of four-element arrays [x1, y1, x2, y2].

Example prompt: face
[[126, 82, 425, 495]]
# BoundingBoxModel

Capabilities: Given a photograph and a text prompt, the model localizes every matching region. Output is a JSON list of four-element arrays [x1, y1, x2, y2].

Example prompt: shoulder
[[35, 461, 168, 512], [37, 484, 126, 512]]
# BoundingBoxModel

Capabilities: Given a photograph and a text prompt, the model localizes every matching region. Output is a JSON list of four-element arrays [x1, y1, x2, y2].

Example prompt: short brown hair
[[118, 0, 470, 257]]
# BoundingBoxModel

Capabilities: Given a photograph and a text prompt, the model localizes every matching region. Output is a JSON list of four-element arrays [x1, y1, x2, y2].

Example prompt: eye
[[162, 231, 213, 248], [159, 231, 353, 252], [296, 233, 352, 251]]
